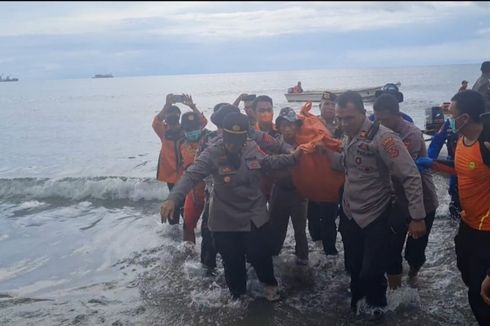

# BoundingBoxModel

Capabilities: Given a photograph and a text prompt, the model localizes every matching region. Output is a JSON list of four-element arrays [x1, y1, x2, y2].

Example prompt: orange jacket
[[455, 138, 490, 231], [152, 113, 208, 184]]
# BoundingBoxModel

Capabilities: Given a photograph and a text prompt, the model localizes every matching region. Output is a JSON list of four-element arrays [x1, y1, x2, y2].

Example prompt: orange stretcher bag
[[292, 102, 344, 203]]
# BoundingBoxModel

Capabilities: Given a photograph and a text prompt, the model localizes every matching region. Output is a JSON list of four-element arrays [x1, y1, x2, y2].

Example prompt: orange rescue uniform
[[455, 137, 490, 231]]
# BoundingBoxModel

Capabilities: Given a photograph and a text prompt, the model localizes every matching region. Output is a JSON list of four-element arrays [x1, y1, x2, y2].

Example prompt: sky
[[1, 1, 489, 80]]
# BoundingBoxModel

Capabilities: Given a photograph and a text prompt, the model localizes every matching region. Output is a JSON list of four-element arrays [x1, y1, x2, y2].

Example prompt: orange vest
[[152, 116, 180, 184], [455, 137, 490, 231]]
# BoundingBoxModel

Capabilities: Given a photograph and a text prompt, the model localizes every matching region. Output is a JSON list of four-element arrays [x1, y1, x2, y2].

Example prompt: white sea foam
[[0, 177, 168, 202]]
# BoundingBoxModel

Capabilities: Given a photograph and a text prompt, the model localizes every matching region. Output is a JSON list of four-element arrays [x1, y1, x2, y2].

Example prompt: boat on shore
[[285, 82, 401, 102], [92, 74, 113, 79], [0, 75, 19, 82]]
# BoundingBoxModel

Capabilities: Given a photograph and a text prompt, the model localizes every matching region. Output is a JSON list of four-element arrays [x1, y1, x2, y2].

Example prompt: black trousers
[[269, 185, 308, 260], [455, 221, 490, 325], [167, 183, 182, 225], [200, 195, 217, 269], [213, 223, 277, 298], [386, 210, 436, 275], [307, 201, 339, 255], [339, 207, 390, 308]]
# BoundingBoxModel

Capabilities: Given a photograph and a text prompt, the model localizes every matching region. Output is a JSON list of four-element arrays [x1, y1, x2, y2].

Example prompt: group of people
[[153, 61, 490, 324]]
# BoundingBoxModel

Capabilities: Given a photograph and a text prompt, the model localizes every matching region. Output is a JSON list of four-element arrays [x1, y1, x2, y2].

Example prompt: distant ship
[[92, 74, 113, 79], [0, 75, 19, 82]]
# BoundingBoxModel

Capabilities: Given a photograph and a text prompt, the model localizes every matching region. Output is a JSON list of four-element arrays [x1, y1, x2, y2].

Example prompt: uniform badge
[[382, 136, 400, 159], [188, 115, 195, 121], [468, 161, 476, 170], [355, 157, 362, 165], [232, 125, 241, 131], [224, 176, 231, 183]]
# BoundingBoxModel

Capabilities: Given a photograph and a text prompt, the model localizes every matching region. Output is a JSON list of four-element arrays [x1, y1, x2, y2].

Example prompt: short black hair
[[451, 90, 485, 122], [481, 61, 490, 74], [253, 95, 273, 110], [167, 105, 181, 115], [373, 94, 400, 115], [337, 91, 365, 113]]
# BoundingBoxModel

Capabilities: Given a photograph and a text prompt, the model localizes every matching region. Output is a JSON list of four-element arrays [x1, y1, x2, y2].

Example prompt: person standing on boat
[[152, 94, 206, 224], [460, 80, 469, 92], [373, 94, 438, 290], [320, 91, 426, 317], [290, 81, 303, 93], [160, 112, 304, 301]]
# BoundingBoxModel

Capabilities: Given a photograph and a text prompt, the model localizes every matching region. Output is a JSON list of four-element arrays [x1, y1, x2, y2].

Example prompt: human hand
[[408, 219, 426, 239], [182, 94, 193, 106], [160, 200, 176, 223], [292, 147, 304, 160]]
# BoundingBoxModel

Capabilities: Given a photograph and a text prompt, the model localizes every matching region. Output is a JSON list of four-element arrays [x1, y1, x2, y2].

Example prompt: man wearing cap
[[472, 61, 490, 112], [161, 112, 303, 301], [321, 91, 426, 315], [373, 94, 439, 290], [152, 93, 207, 224], [269, 107, 309, 265]]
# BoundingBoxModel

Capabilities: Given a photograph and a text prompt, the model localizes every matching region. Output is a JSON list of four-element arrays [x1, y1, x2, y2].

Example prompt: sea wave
[[0, 177, 168, 202]]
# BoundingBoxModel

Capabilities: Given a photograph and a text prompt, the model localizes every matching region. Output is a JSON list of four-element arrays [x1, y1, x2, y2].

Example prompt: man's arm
[[259, 147, 302, 170], [378, 133, 426, 220], [428, 120, 449, 159], [153, 94, 176, 138], [182, 94, 207, 128], [248, 128, 293, 154], [166, 147, 214, 206], [233, 93, 247, 107]]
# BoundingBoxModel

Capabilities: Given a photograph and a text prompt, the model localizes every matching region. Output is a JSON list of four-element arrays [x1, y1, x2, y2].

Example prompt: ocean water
[[0, 64, 482, 325]]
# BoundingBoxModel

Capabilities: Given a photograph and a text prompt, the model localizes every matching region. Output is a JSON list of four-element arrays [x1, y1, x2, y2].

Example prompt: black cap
[[375, 83, 404, 103], [321, 91, 337, 102], [181, 112, 201, 131], [211, 104, 240, 128], [275, 107, 299, 125], [222, 112, 249, 146]]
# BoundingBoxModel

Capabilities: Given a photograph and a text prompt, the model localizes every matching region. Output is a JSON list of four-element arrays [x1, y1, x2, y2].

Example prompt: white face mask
[[452, 114, 468, 134]]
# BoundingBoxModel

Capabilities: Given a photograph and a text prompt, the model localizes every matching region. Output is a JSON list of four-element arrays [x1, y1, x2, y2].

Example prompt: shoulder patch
[[382, 136, 400, 159]]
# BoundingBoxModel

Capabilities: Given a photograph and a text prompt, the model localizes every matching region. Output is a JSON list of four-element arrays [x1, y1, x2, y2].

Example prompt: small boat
[[0, 75, 19, 82], [285, 82, 401, 103], [92, 74, 113, 78]]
